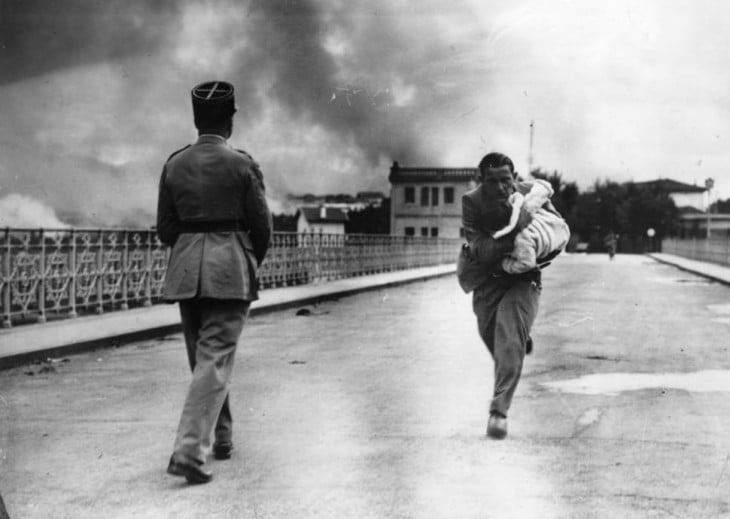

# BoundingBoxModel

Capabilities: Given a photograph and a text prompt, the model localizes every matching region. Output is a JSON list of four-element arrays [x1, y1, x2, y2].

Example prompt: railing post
[[120, 230, 129, 310], [314, 229, 321, 283], [38, 229, 46, 323], [144, 230, 153, 306], [2, 228, 11, 328], [69, 229, 77, 318], [96, 230, 104, 314]]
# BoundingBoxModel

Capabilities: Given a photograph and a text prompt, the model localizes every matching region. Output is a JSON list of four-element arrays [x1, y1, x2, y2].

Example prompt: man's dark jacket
[[457, 181, 560, 293]]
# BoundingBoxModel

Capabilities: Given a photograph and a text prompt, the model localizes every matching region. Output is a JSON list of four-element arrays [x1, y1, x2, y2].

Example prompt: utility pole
[[528, 120, 535, 175], [705, 177, 714, 238]]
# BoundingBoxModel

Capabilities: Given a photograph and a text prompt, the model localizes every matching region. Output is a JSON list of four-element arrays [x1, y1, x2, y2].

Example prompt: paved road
[[1, 254, 729, 518]]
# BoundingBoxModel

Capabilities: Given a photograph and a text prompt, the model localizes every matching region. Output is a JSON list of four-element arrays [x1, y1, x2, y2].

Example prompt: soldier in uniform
[[157, 81, 272, 483], [458, 152, 561, 439]]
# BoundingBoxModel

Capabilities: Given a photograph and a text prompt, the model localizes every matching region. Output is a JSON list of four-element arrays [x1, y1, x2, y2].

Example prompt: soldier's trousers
[[472, 274, 540, 418], [174, 298, 250, 464]]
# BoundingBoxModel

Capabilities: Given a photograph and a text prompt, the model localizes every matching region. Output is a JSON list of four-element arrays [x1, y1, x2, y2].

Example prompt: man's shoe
[[213, 441, 234, 460], [167, 455, 213, 484], [487, 414, 508, 439], [526, 336, 533, 355]]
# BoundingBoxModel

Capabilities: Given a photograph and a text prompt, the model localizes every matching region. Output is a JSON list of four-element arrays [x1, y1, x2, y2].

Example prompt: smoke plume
[[0, 194, 67, 228], [0, 0, 485, 224]]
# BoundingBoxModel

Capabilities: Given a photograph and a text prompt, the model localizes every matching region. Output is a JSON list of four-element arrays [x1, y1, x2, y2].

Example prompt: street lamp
[[647, 228, 655, 252]]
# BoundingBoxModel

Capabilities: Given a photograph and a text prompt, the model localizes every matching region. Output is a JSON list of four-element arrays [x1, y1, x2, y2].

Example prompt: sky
[[1, 0, 729, 227]]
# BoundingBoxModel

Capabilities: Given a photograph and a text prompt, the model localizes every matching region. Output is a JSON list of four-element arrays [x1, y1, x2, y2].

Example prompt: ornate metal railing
[[1, 228, 460, 328], [661, 237, 730, 267]]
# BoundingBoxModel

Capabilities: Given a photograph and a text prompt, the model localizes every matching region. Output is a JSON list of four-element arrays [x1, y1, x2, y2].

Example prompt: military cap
[[191, 81, 237, 129]]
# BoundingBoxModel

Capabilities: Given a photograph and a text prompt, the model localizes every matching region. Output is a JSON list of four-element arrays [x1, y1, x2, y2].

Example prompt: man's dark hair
[[477, 152, 515, 176]]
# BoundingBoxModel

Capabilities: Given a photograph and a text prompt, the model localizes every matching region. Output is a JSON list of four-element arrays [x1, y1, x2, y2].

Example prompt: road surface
[[1, 254, 729, 518]]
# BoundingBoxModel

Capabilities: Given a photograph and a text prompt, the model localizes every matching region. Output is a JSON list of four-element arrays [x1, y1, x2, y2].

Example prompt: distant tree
[[570, 179, 678, 251], [272, 213, 297, 232], [619, 182, 679, 240], [325, 193, 356, 203], [345, 198, 391, 234], [710, 198, 730, 213], [526, 168, 680, 251], [570, 179, 624, 243]]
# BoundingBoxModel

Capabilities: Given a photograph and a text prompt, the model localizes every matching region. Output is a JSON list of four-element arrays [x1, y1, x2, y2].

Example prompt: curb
[[646, 253, 730, 287]]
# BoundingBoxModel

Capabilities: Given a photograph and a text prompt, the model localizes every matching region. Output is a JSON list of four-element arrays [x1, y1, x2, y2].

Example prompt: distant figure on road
[[157, 81, 272, 484], [486, 178, 570, 274], [457, 152, 564, 439], [604, 231, 617, 260]]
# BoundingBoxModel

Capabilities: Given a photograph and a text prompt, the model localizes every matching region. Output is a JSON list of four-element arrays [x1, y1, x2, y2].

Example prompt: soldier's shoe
[[213, 441, 234, 460], [167, 454, 213, 484], [486, 413, 508, 439], [526, 336, 533, 355]]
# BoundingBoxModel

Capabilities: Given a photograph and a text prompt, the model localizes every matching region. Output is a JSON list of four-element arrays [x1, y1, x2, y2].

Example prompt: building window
[[420, 227, 429, 236], [430, 227, 438, 237], [459, 227, 465, 238], [404, 187, 415, 204], [420, 186, 429, 206], [405, 227, 415, 236], [444, 187, 455, 204], [431, 187, 439, 206]]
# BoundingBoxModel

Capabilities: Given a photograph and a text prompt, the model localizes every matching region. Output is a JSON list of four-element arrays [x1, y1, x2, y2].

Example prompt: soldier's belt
[[179, 220, 245, 233]]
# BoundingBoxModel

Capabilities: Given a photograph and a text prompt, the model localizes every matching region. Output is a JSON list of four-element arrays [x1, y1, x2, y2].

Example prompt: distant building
[[296, 206, 348, 235], [676, 211, 730, 238], [355, 191, 387, 208], [630, 178, 730, 238], [632, 179, 707, 212], [287, 193, 370, 213], [388, 161, 477, 238]]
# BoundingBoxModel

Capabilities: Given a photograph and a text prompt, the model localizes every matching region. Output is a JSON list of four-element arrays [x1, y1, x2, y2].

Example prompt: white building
[[632, 179, 707, 211], [388, 161, 477, 238], [296, 206, 348, 235], [677, 212, 730, 237]]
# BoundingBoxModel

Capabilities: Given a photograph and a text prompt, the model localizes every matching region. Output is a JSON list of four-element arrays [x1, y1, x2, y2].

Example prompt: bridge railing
[[661, 237, 730, 267], [1, 228, 460, 328]]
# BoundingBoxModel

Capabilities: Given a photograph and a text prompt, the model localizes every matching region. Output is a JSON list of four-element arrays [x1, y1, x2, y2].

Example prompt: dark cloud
[[248, 0, 337, 115], [0, 0, 445, 163], [0, 0, 182, 84], [0, 0, 489, 225], [239, 0, 444, 165]]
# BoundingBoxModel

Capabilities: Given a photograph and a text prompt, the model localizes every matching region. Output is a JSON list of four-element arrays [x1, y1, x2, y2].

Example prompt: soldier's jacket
[[156, 134, 272, 302]]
